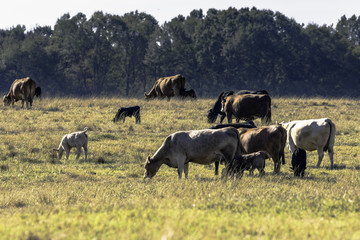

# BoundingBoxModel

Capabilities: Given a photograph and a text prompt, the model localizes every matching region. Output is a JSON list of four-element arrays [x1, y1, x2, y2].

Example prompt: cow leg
[[329, 152, 334, 170], [183, 163, 189, 179], [316, 149, 324, 168], [83, 145, 88, 162], [271, 153, 281, 174], [58, 148, 64, 160], [259, 168, 265, 177], [220, 113, 226, 123], [214, 161, 219, 175], [75, 145, 82, 160], [227, 113, 232, 123], [274, 160, 281, 174], [21, 99, 25, 108], [64, 146, 70, 161], [176, 156, 186, 179]]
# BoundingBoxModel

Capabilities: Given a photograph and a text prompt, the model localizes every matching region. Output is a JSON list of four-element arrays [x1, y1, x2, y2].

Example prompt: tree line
[[1, 7, 360, 97]]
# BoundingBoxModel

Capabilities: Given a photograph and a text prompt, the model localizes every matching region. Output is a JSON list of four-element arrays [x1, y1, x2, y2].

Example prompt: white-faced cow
[[3, 77, 36, 109], [144, 127, 242, 179], [280, 118, 336, 169], [237, 125, 287, 174]]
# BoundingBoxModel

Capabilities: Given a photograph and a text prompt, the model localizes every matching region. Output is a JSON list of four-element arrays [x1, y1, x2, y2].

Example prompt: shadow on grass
[[20, 158, 43, 164]]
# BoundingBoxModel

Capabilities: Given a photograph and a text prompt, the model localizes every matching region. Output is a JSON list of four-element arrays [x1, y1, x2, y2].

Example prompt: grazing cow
[[53, 128, 88, 162], [207, 90, 269, 123], [113, 106, 140, 124], [144, 74, 185, 100], [221, 94, 271, 124], [144, 127, 242, 179], [180, 88, 197, 99], [280, 118, 336, 169], [222, 151, 268, 179], [3, 77, 36, 109], [210, 121, 257, 175], [291, 148, 307, 177], [35, 87, 42, 99], [237, 125, 287, 174]]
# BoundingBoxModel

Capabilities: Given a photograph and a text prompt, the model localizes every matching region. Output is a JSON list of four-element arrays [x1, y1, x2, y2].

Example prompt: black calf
[[35, 87, 42, 99], [113, 106, 141, 124], [291, 148, 307, 177]]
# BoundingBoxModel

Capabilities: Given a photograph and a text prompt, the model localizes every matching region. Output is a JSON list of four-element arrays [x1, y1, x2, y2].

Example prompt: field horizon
[[0, 97, 359, 239]]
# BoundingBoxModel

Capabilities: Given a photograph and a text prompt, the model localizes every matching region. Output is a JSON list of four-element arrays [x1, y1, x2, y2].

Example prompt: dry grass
[[0, 97, 359, 239]]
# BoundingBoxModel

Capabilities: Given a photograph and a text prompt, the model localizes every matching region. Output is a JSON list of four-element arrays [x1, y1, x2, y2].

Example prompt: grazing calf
[[222, 151, 268, 179], [210, 121, 257, 175], [113, 106, 140, 124], [291, 148, 307, 177], [53, 128, 88, 162]]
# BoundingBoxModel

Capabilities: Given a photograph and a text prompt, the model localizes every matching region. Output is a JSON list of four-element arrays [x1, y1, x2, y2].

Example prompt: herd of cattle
[[2, 75, 336, 180]]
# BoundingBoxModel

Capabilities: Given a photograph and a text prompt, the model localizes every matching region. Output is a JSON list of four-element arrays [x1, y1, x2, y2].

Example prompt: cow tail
[[280, 126, 287, 164], [264, 96, 272, 124], [324, 119, 336, 152], [233, 128, 243, 159]]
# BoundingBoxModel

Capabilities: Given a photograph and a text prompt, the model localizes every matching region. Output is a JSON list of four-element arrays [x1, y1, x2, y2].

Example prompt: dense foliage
[[1, 8, 360, 97]]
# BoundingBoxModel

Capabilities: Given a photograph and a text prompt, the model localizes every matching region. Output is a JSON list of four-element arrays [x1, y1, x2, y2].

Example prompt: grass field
[[0, 97, 359, 240]]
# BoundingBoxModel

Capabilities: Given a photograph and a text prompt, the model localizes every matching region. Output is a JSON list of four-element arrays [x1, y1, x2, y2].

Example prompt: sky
[[0, 0, 360, 30]]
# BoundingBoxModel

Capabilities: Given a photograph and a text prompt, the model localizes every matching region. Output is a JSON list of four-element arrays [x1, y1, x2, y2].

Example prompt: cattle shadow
[[307, 164, 354, 171]]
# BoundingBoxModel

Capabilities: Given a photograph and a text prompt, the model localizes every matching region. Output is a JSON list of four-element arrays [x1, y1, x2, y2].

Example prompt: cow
[[237, 125, 287, 174], [210, 121, 257, 175], [144, 74, 185, 100], [180, 88, 197, 99], [222, 151, 268, 179], [53, 128, 89, 162], [35, 87, 42, 99], [291, 148, 307, 177], [221, 94, 271, 124], [113, 106, 140, 124], [280, 118, 336, 169], [3, 77, 36, 109], [207, 90, 269, 123], [144, 127, 242, 179]]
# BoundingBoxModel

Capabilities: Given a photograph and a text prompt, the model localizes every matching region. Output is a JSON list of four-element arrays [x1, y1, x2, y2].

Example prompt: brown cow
[[237, 125, 287, 174], [144, 74, 185, 100], [3, 77, 36, 109], [221, 94, 271, 124]]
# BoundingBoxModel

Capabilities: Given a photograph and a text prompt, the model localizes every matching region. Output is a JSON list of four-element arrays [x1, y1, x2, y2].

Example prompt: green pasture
[[0, 97, 359, 239]]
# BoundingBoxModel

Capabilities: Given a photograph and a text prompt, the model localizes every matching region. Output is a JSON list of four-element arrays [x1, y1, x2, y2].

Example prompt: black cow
[[113, 106, 141, 124], [35, 87, 42, 99], [210, 121, 257, 175], [207, 90, 269, 123], [222, 151, 269, 179], [291, 148, 307, 177], [180, 88, 197, 99]]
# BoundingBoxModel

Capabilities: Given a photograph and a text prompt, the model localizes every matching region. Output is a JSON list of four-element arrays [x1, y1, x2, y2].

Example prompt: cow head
[[144, 156, 160, 179], [207, 109, 218, 123], [3, 95, 11, 106]]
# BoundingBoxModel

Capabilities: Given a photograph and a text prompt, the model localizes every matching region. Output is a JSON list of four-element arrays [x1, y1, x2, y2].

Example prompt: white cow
[[280, 118, 335, 169], [144, 127, 242, 179]]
